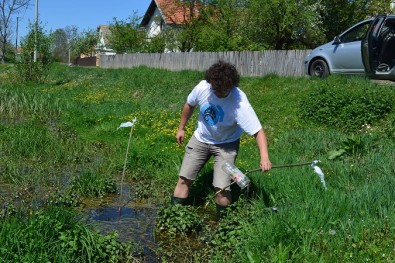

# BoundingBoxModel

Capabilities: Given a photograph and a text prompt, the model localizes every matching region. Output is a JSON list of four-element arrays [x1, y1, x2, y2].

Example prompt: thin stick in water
[[118, 125, 134, 217]]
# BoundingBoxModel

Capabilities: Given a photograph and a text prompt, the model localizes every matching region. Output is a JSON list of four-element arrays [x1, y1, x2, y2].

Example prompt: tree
[[194, 0, 253, 51], [0, 0, 31, 63], [144, 31, 167, 53], [64, 25, 78, 64], [363, 0, 395, 16], [244, 0, 326, 50], [50, 28, 68, 63], [157, 0, 204, 52], [193, 0, 326, 51], [319, 0, 395, 44], [72, 29, 98, 58], [16, 21, 52, 82], [108, 13, 146, 53]]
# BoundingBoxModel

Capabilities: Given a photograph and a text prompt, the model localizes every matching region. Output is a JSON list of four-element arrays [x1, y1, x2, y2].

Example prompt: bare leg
[[173, 176, 193, 198], [215, 189, 232, 206]]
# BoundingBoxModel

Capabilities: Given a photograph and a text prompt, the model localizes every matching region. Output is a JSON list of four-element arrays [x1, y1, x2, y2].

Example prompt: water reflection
[[86, 205, 158, 262], [0, 181, 160, 262]]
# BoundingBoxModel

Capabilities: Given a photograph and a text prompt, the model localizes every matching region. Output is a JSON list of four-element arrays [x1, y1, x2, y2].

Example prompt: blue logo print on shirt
[[201, 103, 224, 126]]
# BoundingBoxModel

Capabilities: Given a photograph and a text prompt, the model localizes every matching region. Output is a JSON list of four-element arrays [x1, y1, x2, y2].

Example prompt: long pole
[[245, 162, 313, 174], [118, 125, 135, 217], [212, 161, 315, 199], [33, 0, 38, 62], [15, 17, 19, 54]]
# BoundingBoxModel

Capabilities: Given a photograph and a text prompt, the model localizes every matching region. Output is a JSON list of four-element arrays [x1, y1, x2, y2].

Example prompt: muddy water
[[82, 187, 160, 262], [86, 204, 158, 262], [0, 182, 160, 262]]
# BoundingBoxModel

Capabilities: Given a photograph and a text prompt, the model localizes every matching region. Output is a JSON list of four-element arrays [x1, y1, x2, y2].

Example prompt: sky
[[15, 0, 152, 45]]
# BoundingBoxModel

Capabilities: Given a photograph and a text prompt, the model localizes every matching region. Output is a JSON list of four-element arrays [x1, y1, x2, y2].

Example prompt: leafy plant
[[156, 205, 202, 236], [200, 200, 255, 258], [328, 135, 365, 160], [2, 65, 395, 262], [46, 189, 82, 207], [14, 22, 53, 83], [300, 78, 394, 132], [0, 201, 16, 218]]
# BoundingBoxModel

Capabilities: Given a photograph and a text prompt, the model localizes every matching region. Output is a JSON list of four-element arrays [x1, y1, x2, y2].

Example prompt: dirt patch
[[371, 79, 395, 86]]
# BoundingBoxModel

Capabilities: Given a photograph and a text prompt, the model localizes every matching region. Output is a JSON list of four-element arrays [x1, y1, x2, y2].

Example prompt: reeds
[[1, 64, 395, 261]]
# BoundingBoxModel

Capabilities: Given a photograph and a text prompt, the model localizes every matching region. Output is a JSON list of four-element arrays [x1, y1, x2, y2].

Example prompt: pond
[[0, 182, 160, 262], [81, 184, 160, 262]]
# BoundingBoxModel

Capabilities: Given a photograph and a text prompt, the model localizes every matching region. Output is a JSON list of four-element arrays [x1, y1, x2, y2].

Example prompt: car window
[[340, 21, 371, 43], [379, 20, 395, 41]]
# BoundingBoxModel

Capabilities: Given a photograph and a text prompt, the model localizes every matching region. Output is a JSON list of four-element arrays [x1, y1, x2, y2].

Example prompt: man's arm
[[176, 102, 195, 145], [254, 128, 272, 172]]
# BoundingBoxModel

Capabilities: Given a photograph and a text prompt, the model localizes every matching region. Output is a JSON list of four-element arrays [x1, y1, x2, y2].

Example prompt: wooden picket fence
[[98, 50, 312, 77]]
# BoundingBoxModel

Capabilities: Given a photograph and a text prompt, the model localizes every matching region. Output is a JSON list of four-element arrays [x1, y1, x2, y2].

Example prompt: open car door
[[362, 15, 395, 80]]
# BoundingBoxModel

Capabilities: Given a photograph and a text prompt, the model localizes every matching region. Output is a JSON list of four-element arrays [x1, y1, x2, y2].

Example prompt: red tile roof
[[141, 0, 200, 26], [157, 0, 199, 24]]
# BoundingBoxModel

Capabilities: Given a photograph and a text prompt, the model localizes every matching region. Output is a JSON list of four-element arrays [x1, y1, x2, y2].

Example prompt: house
[[96, 25, 115, 55], [140, 0, 200, 39]]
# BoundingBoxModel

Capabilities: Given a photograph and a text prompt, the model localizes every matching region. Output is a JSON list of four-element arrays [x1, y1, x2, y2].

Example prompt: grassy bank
[[1, 63, 395, 262]]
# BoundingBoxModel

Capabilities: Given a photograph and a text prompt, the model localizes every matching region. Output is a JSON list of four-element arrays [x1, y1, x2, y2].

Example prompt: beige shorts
[[178, 135, 240, 190]]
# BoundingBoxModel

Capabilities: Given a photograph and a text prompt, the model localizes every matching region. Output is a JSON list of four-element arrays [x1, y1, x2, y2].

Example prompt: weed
[[1, 65, 395, 262], [299, 77, 394, 132], [70, 170, 117, 198], [327, 135, 365, 160], [156, 205, 202, 236], [0, 206, 139, 262]]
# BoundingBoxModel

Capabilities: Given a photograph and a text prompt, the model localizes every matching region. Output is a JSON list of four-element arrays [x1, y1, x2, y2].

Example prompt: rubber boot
[[171, 196, 189, 206], [216, 204, 228, 220]]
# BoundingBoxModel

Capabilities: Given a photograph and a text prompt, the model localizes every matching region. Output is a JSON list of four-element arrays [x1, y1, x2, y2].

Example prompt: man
[[171, 60, 271, 218]]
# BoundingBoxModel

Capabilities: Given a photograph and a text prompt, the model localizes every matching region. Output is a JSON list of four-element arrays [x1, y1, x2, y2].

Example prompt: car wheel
[[309, 59, 329, 78]]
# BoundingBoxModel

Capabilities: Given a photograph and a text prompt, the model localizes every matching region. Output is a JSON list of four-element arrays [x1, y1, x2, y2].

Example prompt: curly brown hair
[[205, 60, 240, 93]]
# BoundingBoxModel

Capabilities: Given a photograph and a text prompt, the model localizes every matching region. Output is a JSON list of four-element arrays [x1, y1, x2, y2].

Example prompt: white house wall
[[147, 9, 163, 38], [96, 26, 116, 55]]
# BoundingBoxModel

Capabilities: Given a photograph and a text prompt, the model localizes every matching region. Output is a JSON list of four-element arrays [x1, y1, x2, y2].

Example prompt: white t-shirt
[[187, 80, 262, 144]]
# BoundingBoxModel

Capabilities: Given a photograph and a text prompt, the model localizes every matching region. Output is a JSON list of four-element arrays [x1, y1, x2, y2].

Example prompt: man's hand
[[254, 129, 271, 172], [260, 158, 272, 172], [176, 129, 185, 145], [176, 103, 195, 145]]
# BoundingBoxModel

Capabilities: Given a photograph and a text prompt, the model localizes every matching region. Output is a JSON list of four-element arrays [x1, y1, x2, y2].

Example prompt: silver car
[[305, 18, 373, 77]]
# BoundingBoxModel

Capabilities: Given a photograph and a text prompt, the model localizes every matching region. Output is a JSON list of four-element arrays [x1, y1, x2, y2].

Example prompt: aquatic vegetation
[[156, 205, 202, 236], [1, 64, 395, 262], [0, 206, 138, 262]]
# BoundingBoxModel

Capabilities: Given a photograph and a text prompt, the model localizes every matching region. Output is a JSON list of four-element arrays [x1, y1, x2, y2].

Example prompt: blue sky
[[16, 0, 151, 44]]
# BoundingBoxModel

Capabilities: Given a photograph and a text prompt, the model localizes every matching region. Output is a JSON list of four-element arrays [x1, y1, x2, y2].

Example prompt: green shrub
[[300, 80, 394, 132], [156, 205, 202, 236], [15, 22, 53, 83], [201, 201, 252, 255]]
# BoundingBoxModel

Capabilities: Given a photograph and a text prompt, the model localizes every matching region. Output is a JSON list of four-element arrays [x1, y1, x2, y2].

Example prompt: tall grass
[[0, 207, 136, 262], [1, 63, 395, 261]]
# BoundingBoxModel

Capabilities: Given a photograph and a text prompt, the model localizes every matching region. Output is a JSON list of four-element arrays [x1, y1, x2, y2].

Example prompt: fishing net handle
[[245, 162, 313, 175]]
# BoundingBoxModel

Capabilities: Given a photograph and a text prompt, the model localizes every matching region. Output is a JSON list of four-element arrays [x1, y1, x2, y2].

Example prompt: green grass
[[1, 63, 395, 262], [0, 207, 136, 262]]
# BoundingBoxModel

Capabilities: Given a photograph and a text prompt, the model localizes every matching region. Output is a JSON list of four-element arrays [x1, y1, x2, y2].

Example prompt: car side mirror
[[333, 36, 342, 45]]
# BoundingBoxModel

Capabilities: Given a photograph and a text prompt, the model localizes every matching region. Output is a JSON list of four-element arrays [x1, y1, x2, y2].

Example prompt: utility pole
[[34, 0, 38, 62], [15, 17, 19, 55]]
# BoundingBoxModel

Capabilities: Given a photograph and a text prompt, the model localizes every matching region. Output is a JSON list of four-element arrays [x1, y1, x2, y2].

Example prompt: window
[[341, 21, 371, 43]]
